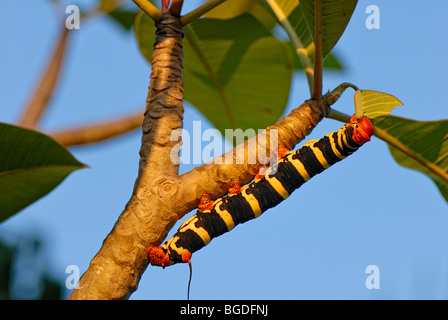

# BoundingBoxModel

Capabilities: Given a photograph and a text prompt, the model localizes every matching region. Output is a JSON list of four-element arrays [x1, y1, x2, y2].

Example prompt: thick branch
[[69, 13, 184, 300]]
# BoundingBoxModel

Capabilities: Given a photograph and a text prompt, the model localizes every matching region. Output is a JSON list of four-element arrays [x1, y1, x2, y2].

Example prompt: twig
[[312, 0, 323, 100], [326, 108, 351, 123], [132, 0, 163, 21], [18, 0, 131, 130], [50, 111, 144, 147], [18, 26, 69, 129], [180, 0, 227, 25], [169, 0, 184, 16]]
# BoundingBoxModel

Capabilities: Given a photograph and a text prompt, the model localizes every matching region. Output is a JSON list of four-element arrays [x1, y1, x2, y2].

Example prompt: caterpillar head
[[350, 115, 374, 145]]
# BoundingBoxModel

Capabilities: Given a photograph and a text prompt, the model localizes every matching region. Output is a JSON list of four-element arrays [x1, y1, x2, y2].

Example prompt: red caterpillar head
[[350, 115, 374, 145]]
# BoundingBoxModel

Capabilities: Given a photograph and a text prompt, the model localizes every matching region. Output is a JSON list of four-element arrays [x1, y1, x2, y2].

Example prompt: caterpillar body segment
[[147, 117, 374, 267]]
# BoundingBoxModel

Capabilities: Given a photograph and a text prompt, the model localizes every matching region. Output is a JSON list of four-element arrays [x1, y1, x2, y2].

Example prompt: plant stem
[[169, 0, 184, 16], [326, 108, 351, 123], [323, 82, 359, 106], [50, 111, 144, 147], [132, 0, 163, 22], [312, 0, 323, 100], [265, 0, 314, 95], [180, 0, 227, 25]]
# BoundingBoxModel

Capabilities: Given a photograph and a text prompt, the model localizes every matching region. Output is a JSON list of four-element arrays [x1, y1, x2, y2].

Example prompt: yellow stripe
[[178, 215, 211, 245], [287, 153, 310, 181], [341, 126, 357, 150], [164, 236, 191, 260], [241, 185, 262, 217], [308, 144, 330, 169], [264, 174, 289, 199], [329, 130, 345, 160], [213, 198, 235, 231], [302, 139, 318, 147]]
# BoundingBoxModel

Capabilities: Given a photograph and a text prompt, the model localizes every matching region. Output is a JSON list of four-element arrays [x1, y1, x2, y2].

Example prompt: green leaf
[[287, 2, 313, 52], [98, 0, 119, 13], [205, 0, 255, 19], [135, 13, 293, 136], [290, 45, 343, 70], [299, 0, 358, 59], [359, 90, 403, 119], [372, 116, 448, 203], [206, 0, 278, 31], [0, 123, 86, 223], [107, 9, 140, 31]]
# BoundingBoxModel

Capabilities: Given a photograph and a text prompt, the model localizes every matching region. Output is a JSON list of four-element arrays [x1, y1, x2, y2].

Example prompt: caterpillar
[[147, 115, 374, 268]]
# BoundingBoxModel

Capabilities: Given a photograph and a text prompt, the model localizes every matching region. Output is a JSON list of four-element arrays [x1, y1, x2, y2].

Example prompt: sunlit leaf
[[99, 0, 119, 13], [206, 0, 278, 31], [372, 116, 448, 203], [0, 123, 86, 223], [299, 0, 358, 59], [360, 90, 403, 119], [262, 1, 343, 70], [205, 0, 255, 19]]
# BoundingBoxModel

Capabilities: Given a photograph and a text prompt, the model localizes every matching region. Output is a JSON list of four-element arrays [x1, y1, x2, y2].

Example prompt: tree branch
[[68, 9, 334, 300], [69, 12, 185, 300], [49, 111, 144, 147], [18, 26, 69, 129], [180, 0, 228, 25], [132, 0, 163, 22]]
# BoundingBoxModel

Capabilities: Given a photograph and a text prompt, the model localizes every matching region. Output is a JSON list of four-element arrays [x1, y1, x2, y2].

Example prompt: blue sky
[[1, 0, 448, 300]]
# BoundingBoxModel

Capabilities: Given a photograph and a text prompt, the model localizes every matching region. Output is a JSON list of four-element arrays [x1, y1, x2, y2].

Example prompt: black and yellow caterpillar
[[148, 116, 374, 267]]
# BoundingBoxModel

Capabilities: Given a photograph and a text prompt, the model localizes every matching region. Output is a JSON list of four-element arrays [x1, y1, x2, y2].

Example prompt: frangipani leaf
[[360, 90, 403, 119], [372, 116, 448, 203], [0, 123, 86, 223], [299, 0, 358, 59], [263, 0, 343, 70]]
